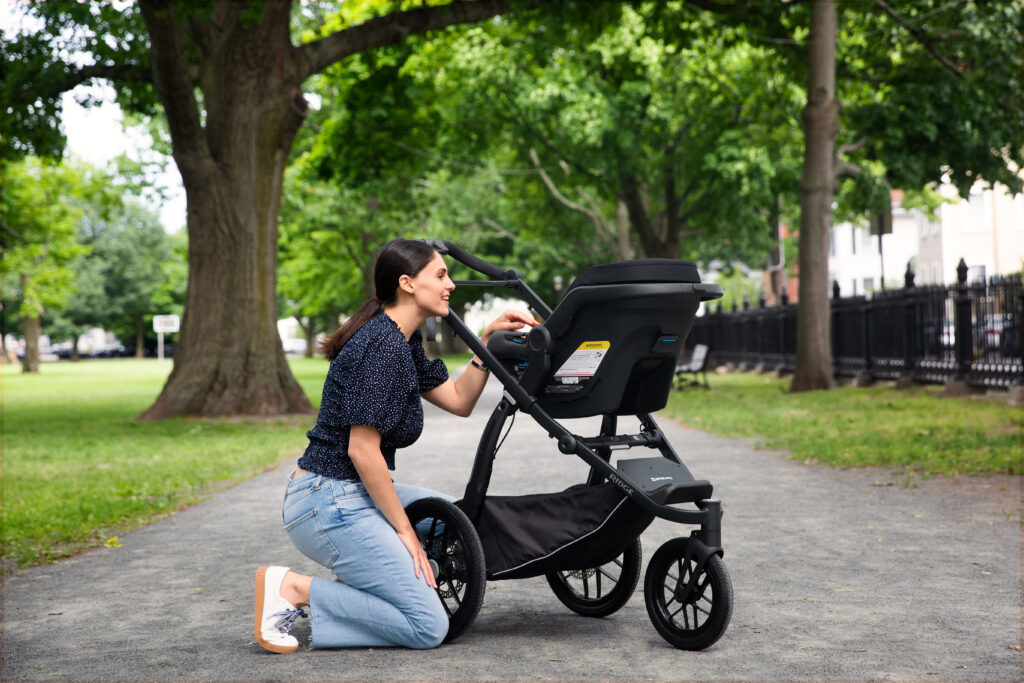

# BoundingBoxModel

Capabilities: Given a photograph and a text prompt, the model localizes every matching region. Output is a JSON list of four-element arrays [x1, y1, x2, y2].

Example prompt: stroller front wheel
[[405, 497, 486, 643], [545, 537, 642, 618], [644, 537, 733, 650]]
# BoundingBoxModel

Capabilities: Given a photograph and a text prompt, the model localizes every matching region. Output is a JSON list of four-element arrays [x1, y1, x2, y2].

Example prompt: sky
[[2, 1, 187, 234]]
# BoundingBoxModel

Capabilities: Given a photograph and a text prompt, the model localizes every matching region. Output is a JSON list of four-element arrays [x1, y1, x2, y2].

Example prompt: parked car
[[282, 338, 308, 356], [998, 315, 1021, 358], [940, 321, 955, 349]]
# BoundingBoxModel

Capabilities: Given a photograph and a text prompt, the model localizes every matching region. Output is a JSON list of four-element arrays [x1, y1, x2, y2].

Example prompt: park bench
[[674, 343, 709, 389]]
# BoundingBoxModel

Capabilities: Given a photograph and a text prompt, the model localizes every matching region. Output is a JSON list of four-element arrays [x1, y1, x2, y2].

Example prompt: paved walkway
[[3, 380, 1021, 680]]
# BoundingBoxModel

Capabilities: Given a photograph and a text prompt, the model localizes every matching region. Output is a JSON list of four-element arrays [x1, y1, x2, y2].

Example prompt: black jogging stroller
[[404, 240, 731, 650]]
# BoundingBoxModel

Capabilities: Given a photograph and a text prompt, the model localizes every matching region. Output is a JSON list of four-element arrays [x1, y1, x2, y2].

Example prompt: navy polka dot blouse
[[297, 313, 449, 481]]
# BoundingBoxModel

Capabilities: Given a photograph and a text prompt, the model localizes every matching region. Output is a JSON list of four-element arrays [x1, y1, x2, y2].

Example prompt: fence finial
[[956, 258, 968, 284], [780, 287, 789, 305], [832, 280, 840, 299], [904, 261, 915, 288]]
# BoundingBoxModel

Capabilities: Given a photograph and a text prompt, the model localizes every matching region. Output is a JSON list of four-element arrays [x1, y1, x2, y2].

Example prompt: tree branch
[[870, 0, 963, 78], [138, 0, 210, 183], [54, 62, 153, 93], [529, 149, 617, 254], [296, 0, 510, 81], [833, 138, 866, 180]]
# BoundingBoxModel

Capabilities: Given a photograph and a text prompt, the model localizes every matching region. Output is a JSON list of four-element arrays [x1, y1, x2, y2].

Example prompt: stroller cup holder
[[411, 240, 732, 651]]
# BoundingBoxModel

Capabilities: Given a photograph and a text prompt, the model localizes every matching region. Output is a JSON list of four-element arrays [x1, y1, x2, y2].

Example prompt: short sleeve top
[[297, 313, 449, 481]]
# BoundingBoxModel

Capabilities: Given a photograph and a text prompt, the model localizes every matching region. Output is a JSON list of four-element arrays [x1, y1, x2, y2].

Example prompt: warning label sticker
[[554, 341, 611, 378]]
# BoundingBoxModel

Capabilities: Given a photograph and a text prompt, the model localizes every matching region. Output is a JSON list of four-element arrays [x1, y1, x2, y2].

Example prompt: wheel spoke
[[427, 517, 439, 553], [670, 604, 685, 620], [595, 567, 602, 597], [583, 575, 590, 599], [446, 580, 463, 607], [695, 603, 710, 616], [598, 567, 618, 583]]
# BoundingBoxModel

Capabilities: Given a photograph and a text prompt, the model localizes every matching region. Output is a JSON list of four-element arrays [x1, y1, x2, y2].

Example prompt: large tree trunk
[[136, 0, 509, 418], [791, 0, 838, 393], [138, 1, 312, 418], [21, 315, 40, 373]]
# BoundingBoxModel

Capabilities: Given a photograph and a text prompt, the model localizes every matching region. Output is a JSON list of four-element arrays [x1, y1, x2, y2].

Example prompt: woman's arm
[[423, 309, 536, 417], [348, 424, 436, 587]]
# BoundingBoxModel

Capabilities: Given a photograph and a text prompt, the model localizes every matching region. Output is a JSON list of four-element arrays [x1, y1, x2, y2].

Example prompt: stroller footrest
[[616, 457, 713, 504], [650, 480, 714, 505]]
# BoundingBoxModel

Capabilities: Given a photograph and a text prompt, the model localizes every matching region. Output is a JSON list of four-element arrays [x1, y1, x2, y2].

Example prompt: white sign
[[153, 314, 180, 333]]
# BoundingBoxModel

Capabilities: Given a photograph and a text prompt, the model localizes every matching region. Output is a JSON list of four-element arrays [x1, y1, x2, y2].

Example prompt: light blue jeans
[[282, 470, 456, 649]]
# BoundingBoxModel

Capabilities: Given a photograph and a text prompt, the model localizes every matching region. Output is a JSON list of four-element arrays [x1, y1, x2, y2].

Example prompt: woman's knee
[[405, 601, 449, 649]]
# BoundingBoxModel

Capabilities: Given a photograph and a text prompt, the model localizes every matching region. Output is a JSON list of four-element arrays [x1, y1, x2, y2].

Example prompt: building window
[[863, 277, 874, 293], [967, 265, 986, 283], [965, 191, 991, 232]]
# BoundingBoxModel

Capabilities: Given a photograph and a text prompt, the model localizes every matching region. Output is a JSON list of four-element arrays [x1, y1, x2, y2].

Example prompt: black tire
[[643, 537, 733, 650], [545, 537, 642, 617], [405, 497, 486, 643]]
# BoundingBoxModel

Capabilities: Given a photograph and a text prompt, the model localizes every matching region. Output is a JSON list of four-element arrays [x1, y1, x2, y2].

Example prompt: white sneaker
[[255, 566, 306, 653]]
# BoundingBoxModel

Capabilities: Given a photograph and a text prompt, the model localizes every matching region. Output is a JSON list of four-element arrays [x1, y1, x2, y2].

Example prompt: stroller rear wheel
[[545, 537, 642, 618], [405, 497, 486, 643], [644, 537, 732, 650]]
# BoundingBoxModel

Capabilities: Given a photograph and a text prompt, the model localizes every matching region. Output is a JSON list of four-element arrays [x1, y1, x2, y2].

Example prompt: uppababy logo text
[[650, 476, 673, 482]]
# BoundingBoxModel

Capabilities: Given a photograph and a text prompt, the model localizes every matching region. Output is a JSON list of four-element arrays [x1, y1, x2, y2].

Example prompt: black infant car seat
[[489, 258, 717, 418]]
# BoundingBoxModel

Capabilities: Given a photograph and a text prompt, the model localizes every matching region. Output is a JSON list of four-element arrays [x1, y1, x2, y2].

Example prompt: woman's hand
[[480, 309, 537, 347], [396, 525, 437, 588]]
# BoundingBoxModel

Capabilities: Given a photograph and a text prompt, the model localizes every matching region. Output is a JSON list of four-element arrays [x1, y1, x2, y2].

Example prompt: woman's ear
[[397, 274, 414, 294]]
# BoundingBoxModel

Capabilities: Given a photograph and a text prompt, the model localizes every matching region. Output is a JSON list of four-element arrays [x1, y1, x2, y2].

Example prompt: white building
[[829, 181, 1024, 296]]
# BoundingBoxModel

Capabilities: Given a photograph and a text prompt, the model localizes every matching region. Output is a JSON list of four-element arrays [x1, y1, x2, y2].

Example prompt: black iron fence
[[689, 259, 1023, 388]]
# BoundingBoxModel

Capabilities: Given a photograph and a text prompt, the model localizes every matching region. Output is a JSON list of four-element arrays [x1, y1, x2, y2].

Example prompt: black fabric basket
[[473, 483, 655, 580]]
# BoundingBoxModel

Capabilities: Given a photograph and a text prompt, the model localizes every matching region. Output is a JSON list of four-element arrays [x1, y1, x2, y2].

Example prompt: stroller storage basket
[[473, 483, 654, 580]]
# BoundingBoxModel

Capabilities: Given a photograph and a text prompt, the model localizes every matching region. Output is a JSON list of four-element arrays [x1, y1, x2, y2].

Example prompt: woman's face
[[409, 252, 455, 317]]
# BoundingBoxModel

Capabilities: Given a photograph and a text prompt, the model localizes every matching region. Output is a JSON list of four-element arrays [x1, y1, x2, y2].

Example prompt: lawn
[[663, 372, 1023, 476], [2, 358, 330, 571]]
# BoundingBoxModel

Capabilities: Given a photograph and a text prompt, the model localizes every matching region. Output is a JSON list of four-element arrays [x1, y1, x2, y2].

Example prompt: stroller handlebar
[[422, 240, 519, 282]]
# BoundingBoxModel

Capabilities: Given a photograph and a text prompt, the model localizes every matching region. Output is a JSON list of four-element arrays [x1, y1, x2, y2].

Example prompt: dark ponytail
[[320, 240, 438, 361]]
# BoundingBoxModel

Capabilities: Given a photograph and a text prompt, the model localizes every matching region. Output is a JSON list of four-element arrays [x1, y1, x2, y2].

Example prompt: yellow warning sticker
[[554, 341, 611, 378]]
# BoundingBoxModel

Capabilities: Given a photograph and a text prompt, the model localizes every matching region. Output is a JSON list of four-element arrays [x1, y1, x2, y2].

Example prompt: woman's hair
[[320, 239, 439, 361]]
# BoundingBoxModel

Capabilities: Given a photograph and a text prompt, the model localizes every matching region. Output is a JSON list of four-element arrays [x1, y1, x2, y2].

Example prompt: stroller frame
[[406, 240, 733, 651]]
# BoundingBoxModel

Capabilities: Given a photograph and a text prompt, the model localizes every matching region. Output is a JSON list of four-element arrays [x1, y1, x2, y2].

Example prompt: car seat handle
[[528, 326, 551, 353], [519, 326, 552, 396]]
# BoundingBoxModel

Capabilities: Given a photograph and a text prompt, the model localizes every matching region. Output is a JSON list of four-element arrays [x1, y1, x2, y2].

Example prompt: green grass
[[663, 373, 1024, 476], [2, 358, 331, 571], [2, 353, 475, 572]]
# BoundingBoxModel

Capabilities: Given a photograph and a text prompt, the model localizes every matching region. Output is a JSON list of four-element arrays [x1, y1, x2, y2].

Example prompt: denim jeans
[[282, 470, 456, 649]]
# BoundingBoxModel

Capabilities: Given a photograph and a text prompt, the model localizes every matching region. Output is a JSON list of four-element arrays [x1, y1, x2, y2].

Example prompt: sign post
[[152, 314, 180, 360]]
